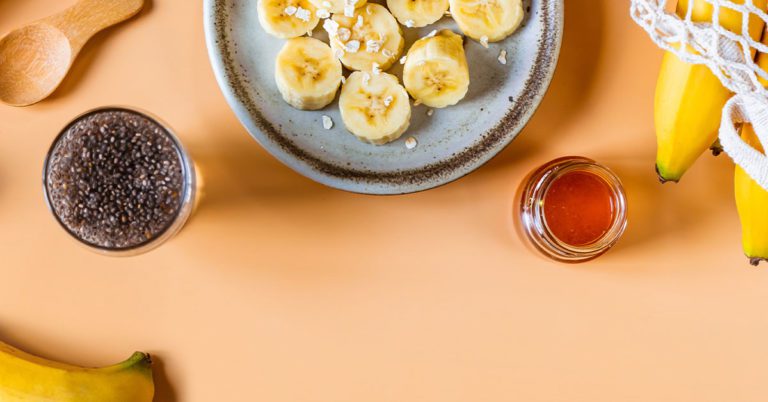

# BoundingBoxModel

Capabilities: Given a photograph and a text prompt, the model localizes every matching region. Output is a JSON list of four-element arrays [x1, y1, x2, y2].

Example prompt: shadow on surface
[[149, 353, 178, 402], [482, 0, 607, 170], [0, 0, 31, 29], [187, 131, 332, 216], [47, 0, 154, 103], [0, 327, 73, 365], [602, 152, 735, 253], [0, 326, 129, 366]]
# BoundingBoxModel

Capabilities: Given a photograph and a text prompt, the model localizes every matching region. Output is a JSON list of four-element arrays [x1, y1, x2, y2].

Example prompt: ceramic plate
[[204, 0, 563, 194]]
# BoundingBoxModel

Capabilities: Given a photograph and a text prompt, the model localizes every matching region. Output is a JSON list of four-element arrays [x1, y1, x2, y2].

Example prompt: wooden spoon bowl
[[0, 24, 72, 107], [0, 0, 145, 107]]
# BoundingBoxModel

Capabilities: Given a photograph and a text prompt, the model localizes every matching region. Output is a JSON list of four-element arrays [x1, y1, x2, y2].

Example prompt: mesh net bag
[[631, 0, 768, 189]]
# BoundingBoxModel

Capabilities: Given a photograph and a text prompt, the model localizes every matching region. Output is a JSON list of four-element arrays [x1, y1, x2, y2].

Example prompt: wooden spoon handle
[[44, 0, 145, 53]]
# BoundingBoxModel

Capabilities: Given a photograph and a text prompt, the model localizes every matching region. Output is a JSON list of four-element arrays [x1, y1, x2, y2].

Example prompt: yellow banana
[[735, 126, 768, 265], [0, 340, 154, 401], [655, 0, 766, 182], [735, 28, 768, 266]]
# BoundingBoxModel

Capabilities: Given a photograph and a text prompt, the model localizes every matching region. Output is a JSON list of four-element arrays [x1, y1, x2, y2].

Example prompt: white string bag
[[631, 0, 768, 190]]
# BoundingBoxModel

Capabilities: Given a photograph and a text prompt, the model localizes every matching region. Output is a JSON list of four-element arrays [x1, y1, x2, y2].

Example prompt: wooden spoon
[[0, 0, 145, 107]]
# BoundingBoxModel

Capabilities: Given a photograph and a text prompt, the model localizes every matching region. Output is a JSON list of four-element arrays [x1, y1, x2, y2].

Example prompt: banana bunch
[[655, 0, 767, 182], [0, 340, 154, 401], [654, 0, 768, 265]]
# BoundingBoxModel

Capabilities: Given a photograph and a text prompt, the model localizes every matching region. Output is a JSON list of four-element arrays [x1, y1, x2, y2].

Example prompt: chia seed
[[45, 109, 186, 251]]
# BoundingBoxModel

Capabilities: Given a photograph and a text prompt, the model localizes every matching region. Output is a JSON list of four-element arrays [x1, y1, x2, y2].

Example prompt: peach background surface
[[2, 0, 768, 401]]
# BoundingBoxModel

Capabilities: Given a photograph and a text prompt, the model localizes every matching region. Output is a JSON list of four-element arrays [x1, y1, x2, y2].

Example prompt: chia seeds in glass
[[44, 107, 196, 254]]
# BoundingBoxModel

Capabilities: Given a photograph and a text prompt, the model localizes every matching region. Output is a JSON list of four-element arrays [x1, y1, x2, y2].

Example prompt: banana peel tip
[[655, 165, 679, 184]]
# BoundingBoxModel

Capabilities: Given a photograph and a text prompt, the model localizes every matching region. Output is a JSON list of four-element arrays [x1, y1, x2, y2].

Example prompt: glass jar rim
[[42, 106, 197, 256]]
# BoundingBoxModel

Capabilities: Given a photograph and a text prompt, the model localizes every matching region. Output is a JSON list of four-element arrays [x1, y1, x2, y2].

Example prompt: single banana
[[339, 70, 411, 144], [448, 0, 523, 43], [735, 126, 768, 266], [403, 30, 469, 108], [308, 0, 367, 15], [655, 0, 767, 182], [275, 37, 342, 110], [328, 3, 404, 72], [387, 0, 449, 28], [258, 0, 320, 39], [0, 341, 153, 401], [734, 29, 768, 266]]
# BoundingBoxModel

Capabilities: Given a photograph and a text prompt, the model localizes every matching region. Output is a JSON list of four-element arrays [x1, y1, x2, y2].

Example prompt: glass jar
[[43, 106, 197, 256], [517, 156, 628, 263]]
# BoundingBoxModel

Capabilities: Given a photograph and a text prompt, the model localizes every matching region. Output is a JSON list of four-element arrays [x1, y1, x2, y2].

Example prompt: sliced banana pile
[[257, 0, 524, 146]]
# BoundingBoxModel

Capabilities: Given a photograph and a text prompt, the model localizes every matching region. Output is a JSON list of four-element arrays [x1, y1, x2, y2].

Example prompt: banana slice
[[448, 0, 524, 42], [275, 37, 342, 110], [339, 71, 411, 144], [403, 30, 469, 108], [328, 4, 404, 72], [258, 0, 320, 38], [387, 0, 449, 28], [308, 0, 367, 15]]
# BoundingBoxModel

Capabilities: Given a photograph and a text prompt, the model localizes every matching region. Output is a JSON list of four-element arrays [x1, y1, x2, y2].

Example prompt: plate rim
[[203, 0, 564, 195]]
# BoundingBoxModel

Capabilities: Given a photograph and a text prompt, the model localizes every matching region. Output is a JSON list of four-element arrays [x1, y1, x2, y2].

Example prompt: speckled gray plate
[[204, 0, 563, 194]]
